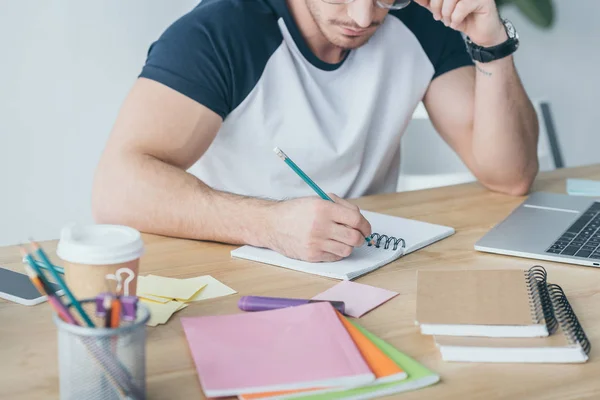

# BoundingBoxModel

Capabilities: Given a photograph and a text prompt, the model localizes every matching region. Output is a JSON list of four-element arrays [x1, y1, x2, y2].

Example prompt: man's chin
[[329, 34, 372, 50]]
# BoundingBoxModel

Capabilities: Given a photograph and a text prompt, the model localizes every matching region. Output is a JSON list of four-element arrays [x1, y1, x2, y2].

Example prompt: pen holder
[[53, 299, 150, 400]]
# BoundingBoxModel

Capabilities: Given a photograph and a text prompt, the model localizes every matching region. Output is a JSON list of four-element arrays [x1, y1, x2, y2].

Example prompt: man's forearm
[[92, 153, 276, 247], [472, 49, 539, 195]]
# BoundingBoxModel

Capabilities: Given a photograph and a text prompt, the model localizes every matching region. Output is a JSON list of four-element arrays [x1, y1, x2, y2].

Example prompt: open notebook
[[231, 210, 454, 280]]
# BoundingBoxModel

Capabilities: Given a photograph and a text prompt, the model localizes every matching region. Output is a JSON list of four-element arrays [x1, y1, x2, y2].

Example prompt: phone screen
[[0, 267, 61, 300]]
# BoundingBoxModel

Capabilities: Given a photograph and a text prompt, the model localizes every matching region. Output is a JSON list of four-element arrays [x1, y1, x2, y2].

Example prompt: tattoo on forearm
[[476, 65, 492, 77]]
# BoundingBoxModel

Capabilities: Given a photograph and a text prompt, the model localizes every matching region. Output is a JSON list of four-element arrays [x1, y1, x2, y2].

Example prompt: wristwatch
[[465, 19, 519, 63]]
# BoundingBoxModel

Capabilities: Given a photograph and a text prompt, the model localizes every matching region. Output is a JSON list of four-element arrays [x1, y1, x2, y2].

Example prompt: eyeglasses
[[321, 0, 412, 10]]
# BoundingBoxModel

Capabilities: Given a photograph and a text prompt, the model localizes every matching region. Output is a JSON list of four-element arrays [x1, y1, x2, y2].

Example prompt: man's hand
[[414, 0, 508, 47], [417, 1, 539, 196], [266, 194, 372, 263]]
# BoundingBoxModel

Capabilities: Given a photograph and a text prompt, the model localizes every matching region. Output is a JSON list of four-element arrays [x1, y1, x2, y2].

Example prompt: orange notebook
[[239, 311, 407, 400]]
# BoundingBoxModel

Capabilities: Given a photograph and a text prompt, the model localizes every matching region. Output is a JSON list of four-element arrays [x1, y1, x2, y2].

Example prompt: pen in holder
[[54, 299, 149, 400]]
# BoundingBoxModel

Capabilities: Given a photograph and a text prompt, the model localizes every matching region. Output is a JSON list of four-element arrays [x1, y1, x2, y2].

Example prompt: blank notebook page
[[231, 210, 454, 280], [180, 302, 374, 397]]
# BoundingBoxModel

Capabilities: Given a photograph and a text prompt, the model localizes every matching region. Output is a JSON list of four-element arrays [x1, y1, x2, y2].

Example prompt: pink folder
[[181, 302, 375, 397]]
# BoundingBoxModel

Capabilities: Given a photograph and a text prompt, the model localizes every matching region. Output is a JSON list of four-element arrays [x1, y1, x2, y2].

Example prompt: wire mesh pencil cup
[[53, 299, 150, 400]]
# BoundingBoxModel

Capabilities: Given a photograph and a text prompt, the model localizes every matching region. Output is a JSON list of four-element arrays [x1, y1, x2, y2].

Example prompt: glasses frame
[[321, 0, 412, 10]]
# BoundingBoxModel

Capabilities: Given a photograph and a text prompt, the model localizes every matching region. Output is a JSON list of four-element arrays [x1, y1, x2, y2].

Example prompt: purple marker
[[238, 296, 345, 314]]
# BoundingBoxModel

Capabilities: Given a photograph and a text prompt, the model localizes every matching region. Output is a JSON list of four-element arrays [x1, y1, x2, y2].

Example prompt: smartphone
[[0, 267, 64, 306]]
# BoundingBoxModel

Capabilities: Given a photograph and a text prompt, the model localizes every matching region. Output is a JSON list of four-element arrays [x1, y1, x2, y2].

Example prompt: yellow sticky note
[[138, 293, 170, 304], [141, 299, 187, 327], [186, 276, 237, 302], [137, 275, 206, 301]]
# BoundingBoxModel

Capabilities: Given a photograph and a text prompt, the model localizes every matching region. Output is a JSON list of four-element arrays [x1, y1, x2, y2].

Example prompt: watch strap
[[467, 37, 519, 63], [466, 19, 519, 63]]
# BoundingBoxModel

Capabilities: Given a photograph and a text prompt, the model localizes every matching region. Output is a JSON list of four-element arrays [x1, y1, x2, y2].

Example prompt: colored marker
[[238, 295, 345, 314]]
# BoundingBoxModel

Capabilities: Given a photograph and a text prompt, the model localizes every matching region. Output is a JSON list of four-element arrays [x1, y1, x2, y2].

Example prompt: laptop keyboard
[[546, 202, 600, 259]]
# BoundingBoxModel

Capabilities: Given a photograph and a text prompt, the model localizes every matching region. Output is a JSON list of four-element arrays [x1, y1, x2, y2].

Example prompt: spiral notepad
[[416, 266, 590, 343], [231, 210, 455, 280], [430, 266, 591, 363]]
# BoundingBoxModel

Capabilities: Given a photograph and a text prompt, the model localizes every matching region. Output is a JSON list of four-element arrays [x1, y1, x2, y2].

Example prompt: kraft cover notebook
[[231, 210, 454, 280], [433, 278, 592, 363], [416, 266, 563, 338], [181, 302, 374, 397]]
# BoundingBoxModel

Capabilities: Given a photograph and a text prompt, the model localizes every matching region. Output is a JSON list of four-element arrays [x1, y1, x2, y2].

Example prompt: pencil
[[273, 147, 373, 245], [22, 262, 78, 325], [21, 247, 52, 286], [29, 241, 96, 328], [23, 254, 137, 397], [103, 295, 113, 329], [111, 297, 122, 329], [21, 246, 62, 298], [32, 258, 65, 275]]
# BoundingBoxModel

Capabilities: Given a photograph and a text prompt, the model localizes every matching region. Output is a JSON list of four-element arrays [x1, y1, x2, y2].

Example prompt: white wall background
[[1, 1, 598, 246]]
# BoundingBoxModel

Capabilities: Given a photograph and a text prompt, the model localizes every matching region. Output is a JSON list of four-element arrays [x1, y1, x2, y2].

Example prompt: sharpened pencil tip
[[29, 239, 40, 250], [18, 245, 28, 257]]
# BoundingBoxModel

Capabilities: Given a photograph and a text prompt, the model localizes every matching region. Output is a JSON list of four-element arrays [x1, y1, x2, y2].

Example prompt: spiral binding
[[367, 233, 406, 251], [548, 283, 592, 355], [526, 266, 591, 355], [525, 266, 558, 334]]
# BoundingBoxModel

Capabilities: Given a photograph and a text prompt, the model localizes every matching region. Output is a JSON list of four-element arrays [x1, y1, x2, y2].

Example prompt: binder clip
[[96, 268, 139, 321], [115, 268, 139, 322], [95, 276, 116, 318], [95, 293, 110, 318]]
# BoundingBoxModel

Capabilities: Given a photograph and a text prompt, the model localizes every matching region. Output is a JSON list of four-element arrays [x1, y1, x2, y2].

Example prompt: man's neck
[[286, 0, 347, 64]]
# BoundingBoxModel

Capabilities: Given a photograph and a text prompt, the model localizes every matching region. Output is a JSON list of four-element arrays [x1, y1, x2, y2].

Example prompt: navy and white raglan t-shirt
[[139, 0, 473, 199]]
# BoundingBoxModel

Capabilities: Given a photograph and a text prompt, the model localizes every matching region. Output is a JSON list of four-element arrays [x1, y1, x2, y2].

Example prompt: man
[[92, 0, 539, 263]]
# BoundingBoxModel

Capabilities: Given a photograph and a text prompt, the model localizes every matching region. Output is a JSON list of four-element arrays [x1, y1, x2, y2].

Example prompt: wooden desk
[[2, 165, 600, 400]]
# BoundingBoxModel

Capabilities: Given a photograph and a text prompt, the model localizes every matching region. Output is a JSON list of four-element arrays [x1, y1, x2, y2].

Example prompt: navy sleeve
[[392, 3, 474, 80], [138, 0, 282, 120]]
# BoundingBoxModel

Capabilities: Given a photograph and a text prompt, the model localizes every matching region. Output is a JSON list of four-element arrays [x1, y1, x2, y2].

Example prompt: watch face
[[504, 19, 519, 40]]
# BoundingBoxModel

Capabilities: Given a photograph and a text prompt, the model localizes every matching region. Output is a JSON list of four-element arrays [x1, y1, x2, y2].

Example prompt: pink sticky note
[[312, 281, 399, 318]]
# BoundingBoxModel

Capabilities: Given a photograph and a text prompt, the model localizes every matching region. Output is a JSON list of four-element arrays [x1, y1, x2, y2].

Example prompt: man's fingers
[[321, 240, 354, 259], [429, 0, 443, 20], [328, 193, 359, 211], [305, 249, 343, 263], [450, 0, 478, 29], [326, 194, 372, 239], [441, 0, 460, 26], [330, 223, 366, 247], [329, 204, 372, 239], [413, 0, 431, 11]]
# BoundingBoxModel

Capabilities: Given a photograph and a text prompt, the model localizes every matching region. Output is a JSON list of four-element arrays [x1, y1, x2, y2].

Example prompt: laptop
[[475, 192, 600, 267]]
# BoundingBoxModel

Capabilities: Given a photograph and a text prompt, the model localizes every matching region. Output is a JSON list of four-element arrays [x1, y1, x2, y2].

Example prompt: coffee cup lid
[[56, 224, 145, 265]]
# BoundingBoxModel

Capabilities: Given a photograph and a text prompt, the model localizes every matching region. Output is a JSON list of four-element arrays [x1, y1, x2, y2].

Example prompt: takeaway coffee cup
[[56, 224, 145, 299]]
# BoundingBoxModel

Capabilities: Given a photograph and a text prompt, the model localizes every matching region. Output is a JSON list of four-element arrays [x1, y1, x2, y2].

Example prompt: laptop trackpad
[[480, 206, 577, 253]]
